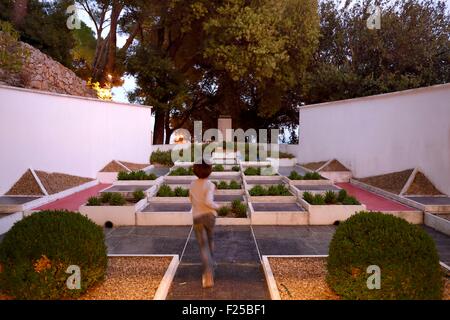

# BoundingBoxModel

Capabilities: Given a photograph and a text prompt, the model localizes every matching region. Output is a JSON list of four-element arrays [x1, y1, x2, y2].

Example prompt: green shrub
[[174, 186, 189, 197], [132, 190, 146, 202], [342, 196, 360, 205], [150, 149, 173, 166], [288, 171, 303, 180], [312, 194, 326, 205], [327, 212, 444, 300], [304, 172, 322, 180], [156, 184, 174, 197], [87, 196, 101, 206], [213, 164, 224, 172], [169, 167, 194, 176], [249, 184, 290, 196], [232, 166, 240, 172], [0, 211, 107, 299], [231, 200, 247, 218], [302, 191, 314, 204], [109, 193, 126, 206], [218, 181, 229, 190], [117, 170, 156, 181], [100, 192, 113, 204], [324, 190, 337, 204], [244, 167, 260, 176], [229, 180, 241, 190], [337, 189, 348, 202], [218, 206, 231, 217]]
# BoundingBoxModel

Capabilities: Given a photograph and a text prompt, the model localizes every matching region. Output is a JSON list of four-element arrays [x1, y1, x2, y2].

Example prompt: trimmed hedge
[[150, 149, 173, 166], [117, 170, 156, 181], [0, 211, 107, 300], [249, 184, 291, 196], [156, 184, 189, 197], [327, 212, 443, 300]]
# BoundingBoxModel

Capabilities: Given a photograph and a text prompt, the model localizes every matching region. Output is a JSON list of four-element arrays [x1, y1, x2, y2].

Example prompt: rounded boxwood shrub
[[0, 210, 107, 300], [327, 212, 443, 300]]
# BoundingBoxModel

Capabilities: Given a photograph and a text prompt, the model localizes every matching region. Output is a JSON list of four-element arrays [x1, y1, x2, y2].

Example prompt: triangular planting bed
[[357, 169, 414, 195], [6, 169, 44, 196], [319, 160, 349, 172], [300, 161, 327, 171], [35, 171, 93, 195], [100, 161, 126, 172], [404, 171, 443, 196], [100, 160, 150, 172]]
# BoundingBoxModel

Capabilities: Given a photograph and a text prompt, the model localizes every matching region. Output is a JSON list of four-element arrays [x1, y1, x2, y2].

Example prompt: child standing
[[189, 162, 219, 288]]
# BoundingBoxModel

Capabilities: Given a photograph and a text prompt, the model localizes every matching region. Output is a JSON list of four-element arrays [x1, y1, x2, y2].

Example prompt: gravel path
[[80, 256, 172, 300]]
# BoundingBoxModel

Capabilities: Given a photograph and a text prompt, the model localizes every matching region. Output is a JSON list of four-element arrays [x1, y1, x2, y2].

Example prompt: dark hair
[[193, 162, 212, 179]]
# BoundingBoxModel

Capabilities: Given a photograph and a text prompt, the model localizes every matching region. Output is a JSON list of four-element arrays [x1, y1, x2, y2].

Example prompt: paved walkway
[[337, 182, 415, 211], [35, 183, 110, 211], [168, 226, 269, 300]]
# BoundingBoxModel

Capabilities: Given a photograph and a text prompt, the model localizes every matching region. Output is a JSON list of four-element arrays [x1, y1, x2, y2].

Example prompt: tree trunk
[[164, 109, 173, 144], [12, 0, 28, 26], [153, 109, 165, 145]]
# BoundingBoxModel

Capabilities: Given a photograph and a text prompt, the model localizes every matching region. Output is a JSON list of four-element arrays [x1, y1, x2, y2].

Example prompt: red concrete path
[[36, 184, 110, 212], [336, 183, 415, 211]]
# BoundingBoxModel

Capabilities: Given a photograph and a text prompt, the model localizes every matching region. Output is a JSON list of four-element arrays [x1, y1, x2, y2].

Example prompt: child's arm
[[204, 182, 219, 211]]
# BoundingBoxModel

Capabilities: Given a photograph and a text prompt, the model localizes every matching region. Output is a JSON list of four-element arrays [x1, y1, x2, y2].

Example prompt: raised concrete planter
[[164, 175, 196, 181], [79, 198, 147, 226], [113, 178, 162, 186], [298, 198, 366, 225], [0, 212, 23, 235], [97, 172, 120, 184], [216, 217, 251, 225], [249, 200, 308, 225], [380, 210, 423, 224], [210, 171, 241, 179], [136, 211, 193, 226], [267, 157, 297, 167], [173, 161, 193, 168], [424, 212, 450, 236], [286, 178, 333, 186], [319, 171, 353, 183], [0, 196, 43, 214], [241, 161, 272, 167]]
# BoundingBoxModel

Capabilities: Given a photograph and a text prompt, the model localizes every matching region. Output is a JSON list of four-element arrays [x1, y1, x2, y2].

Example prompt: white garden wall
[[297, 83, 450, 195], [0, 85, 152, 194]]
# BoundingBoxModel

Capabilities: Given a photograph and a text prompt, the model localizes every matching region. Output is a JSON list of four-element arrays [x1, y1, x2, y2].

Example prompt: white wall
[[0, 85, 152, 194], [298, 83, 450, 195]]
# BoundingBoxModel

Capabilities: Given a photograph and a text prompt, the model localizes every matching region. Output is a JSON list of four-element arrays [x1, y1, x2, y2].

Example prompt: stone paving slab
[[168, 226, 269, 300], [142, 203, 192, 212], [101, 185, 152, 192], [406, 197, 450, 205], [252, 203, 305, 212], [104, 226, 191, 255], [214, 194, 244, 202], [245, 179, 283, 185], [146, 167, 170, 177], [293, 185, 341, 191], [0, 196, 42, 204], [278, 166, 308, 177]]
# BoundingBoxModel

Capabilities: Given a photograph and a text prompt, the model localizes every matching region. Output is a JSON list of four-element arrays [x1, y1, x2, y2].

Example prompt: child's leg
[[193, 221, 214, 287], [204, 216, 216, 258]]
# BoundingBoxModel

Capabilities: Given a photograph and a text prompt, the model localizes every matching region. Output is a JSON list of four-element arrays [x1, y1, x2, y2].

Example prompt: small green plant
[[303, 172, 322, 180], [150, 149, 173, 166], [303, 190, 360, 205], [100, 192, 113, 204], [231, 200, 247, 218], [169, 167, 194, 176], [117, 171, 156, 180], [249, 184, 291, 196], [228, 180, 240, 189], [0, 21, 30, 73], [87, 196, 101, 206], [218, 206, 231, 217], [302, 191, 314, 204], [133, 190, 146, 202], [156, 184, 189, 197], [232, 166, 240, 172], [244, 167, 260, 176], [109, 193, 126, 206], [288, 171, 303, 180], [213, 164, 225, 172], [174, 186, 189, 197], [324, 190, 337, 204]]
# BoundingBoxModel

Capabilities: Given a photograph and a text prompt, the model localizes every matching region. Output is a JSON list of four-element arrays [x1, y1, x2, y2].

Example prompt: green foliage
[[288, 171, 303, 180], [156, 184, 189, 197], [218, 200, 247, 218], [150, 149, 174, 167], [0, 210, 107, 299], [100, 192, 113, 204], [215, 180, 241, 190], [169, 167, 194, 176], [327, 212, 444, 300], [244, 167, 260, 176], [0, 21, 29, 73], [249, 184, 291, 196], [117, 171, 156, 181], [302, 191, 314, 204], [232, 166, 240, 172], [132, 190, 146, 202], [303, 172, 322, 180], [174, 186, 189, 197], [87, 196, 101, 206], [213, 164, 224, 172], [109, 193, 126, 206], [303, 190, 360, 205]]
